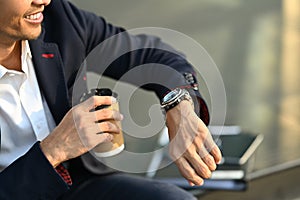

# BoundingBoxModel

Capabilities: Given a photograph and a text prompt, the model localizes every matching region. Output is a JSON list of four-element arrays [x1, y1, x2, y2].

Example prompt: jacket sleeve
[[52, 0, 210, 124], [0, 142, 69, 200], [67, 1, 201, 98]]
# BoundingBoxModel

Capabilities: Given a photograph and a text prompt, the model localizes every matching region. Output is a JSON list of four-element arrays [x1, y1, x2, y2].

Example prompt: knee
[[149, 181, 197, 200]]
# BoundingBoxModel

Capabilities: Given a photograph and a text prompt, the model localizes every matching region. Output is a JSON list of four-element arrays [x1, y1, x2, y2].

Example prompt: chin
[[28, 33, 41, 40], [19, 26, 42, 40], [28, 28, 42, 39], [18, 34, 40, 41]]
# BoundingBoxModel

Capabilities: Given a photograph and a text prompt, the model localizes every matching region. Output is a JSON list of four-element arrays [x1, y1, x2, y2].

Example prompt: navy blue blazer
[[0, 0, 209, 199]]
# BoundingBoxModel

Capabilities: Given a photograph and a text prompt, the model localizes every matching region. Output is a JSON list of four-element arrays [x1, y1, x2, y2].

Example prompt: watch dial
[[168, 92, 177, 99], [163, 88, 180, 103]]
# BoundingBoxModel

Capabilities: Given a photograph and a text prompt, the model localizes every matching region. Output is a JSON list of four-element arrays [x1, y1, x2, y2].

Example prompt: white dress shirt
[[0, 41, 56, 170]]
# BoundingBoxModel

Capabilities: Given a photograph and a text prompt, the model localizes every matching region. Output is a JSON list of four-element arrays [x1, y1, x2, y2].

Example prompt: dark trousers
[[58, 159, 196, 200]]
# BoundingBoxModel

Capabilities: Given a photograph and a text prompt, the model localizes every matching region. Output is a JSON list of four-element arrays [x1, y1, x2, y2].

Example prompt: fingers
[[79, 95, 123, 124], [176, 132, 222, 186], [81, 96, 117, 111], [74, 95, 123, 147], [177, 145, 218, 186], [96, 132, 114, 143], [175, 157, 204, 186], [78, 123, 114, 148], [94, 108, 123, 122], [202, 130, 223, 165], [209, 144, 223, 164], [194, 137, 217, 171], [196, 122, 223, 167], [184, 145, 212, 179], [97, 121, 120, 134]]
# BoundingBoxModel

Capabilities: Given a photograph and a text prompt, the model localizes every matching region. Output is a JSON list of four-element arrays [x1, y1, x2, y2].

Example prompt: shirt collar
[[21, 40, 32, 75], [0, 65, 7, 79], [22, 40, 32, 60]]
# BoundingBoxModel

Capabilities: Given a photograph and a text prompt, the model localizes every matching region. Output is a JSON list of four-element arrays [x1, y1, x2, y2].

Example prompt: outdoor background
[[70, 0, 299, 198]]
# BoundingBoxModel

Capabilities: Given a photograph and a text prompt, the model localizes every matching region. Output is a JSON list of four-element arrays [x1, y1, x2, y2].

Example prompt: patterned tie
[[55, 164, 72, 185]]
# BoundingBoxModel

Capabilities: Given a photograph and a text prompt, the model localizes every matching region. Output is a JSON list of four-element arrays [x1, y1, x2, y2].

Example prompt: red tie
[[55, 164, 72, 185]]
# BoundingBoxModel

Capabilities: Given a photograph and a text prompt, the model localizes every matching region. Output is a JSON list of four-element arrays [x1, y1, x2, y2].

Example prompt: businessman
[[0, 0, 222, 199]]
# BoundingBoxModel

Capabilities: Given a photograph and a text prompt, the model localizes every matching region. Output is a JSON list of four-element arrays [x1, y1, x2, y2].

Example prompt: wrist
[[166, 99, 193, 116], [165, 100, 195, 139], [40, 140, 63, 168]]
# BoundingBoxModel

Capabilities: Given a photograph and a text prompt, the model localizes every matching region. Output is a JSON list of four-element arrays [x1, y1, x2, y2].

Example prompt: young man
[[0, 0, 222, 199]]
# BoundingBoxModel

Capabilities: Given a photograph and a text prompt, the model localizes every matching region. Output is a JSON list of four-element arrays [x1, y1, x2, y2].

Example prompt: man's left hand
[[166, 100, 222, 186]]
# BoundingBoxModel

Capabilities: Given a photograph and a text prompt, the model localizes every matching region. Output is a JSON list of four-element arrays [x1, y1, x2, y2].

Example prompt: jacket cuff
[[0, 142, 69, 199]]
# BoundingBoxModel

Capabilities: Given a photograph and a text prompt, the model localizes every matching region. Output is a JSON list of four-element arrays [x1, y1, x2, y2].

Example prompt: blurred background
[[70, 0, 299, 199]]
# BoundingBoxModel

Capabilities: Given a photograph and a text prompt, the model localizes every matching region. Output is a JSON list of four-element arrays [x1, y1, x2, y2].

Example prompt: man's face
[[0, 0, 51, 44]]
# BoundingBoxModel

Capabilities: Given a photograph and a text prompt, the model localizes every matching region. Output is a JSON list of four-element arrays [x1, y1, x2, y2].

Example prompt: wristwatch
[[161, 88, 193, 112]]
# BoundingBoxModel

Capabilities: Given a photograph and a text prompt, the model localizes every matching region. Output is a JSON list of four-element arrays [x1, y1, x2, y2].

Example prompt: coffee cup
[[80, 88, 125, 157]]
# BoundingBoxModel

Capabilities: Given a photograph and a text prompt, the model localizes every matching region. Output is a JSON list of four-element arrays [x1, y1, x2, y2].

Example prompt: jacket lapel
[[29, 38, 70, 125]]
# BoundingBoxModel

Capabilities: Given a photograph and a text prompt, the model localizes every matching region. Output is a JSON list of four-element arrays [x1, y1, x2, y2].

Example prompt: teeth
[[25, 12, 41, 20]]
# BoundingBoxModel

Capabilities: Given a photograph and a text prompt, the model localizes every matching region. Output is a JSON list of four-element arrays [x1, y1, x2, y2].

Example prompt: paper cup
[[93, 101, 125, 157]]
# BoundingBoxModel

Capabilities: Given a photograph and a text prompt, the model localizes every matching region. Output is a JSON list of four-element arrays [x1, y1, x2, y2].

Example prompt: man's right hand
[[40, 96, 123, 167]]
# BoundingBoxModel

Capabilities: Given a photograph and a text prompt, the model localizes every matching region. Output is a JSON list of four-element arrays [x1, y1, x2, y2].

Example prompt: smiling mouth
[[24, 12, 44, 24]]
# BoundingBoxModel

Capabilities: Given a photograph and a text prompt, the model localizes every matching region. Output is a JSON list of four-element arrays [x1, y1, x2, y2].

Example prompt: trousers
[[58, 159, 196, 200]]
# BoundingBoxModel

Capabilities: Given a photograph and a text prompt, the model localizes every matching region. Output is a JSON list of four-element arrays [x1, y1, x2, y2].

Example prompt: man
[[0, 0, 222, 199]]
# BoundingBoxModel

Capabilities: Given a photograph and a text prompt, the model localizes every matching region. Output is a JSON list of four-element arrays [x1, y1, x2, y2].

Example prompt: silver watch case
[[161, 88, 193, 112]]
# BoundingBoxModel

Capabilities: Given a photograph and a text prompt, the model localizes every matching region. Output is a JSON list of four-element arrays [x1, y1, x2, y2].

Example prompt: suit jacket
[[0, 0, 209, 199]]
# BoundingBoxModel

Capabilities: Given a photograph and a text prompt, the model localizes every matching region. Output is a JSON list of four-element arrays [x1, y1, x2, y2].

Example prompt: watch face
[[163, 88, 181, 103]]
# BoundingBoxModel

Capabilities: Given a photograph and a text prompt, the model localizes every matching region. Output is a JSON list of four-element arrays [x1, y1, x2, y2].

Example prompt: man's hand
[[40, 96, 123, 167], [166, 100, 222, 186]]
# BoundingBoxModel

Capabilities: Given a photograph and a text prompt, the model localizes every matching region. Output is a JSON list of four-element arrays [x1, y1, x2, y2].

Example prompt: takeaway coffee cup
[[80, 88, 124, 157]]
